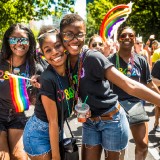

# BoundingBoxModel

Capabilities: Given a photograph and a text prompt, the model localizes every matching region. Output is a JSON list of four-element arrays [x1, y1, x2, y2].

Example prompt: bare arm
[[105, 66, 160, 106], [41, 95, 60, 160], [152, 77, 160, 87], [146, 81, 160, 94]]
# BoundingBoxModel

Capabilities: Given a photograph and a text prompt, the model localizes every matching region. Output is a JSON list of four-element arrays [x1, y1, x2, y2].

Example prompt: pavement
[[25, 102, 160, 160]]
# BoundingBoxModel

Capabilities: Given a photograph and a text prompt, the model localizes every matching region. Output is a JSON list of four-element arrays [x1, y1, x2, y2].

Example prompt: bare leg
[[8, 129, 28, 160], [154, 106, 160, 129], [120, 150, 125, 160], [81, 144, 102, 160], [130, 122, 148, 160], [105, 150, 121, 160], [0, 131, 10, 160]]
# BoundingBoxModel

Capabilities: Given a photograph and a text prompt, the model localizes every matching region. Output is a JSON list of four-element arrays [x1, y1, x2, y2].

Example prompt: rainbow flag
[[9, 75, 30, 112]]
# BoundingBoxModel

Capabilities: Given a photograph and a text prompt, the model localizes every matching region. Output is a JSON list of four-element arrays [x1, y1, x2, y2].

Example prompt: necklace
[[116, 53, 134, 77], [55, 71, 71, 116], [67, 52, 84, 103], [9, 57, 29, 77]]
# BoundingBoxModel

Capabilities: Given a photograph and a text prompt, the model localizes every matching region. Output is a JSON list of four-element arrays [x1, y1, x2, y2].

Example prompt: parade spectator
[[88, 34, 118, 57], [60, 14, 160, 160], [108, 26, 160, 160], [151, 40, 160, 65], [151, 60, 160, 132], [0, 23, 37, 160], [23, 25, 73, 160], [134, 36, 150, 69], [88, 34, 105, 54]]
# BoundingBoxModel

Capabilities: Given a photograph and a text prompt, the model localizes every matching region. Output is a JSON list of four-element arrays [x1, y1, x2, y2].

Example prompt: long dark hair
[[1, 23, 36, 76]]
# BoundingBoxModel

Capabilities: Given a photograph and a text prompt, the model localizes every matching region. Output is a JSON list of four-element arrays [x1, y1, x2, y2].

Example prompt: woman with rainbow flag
[[0, 24, 37, 159]]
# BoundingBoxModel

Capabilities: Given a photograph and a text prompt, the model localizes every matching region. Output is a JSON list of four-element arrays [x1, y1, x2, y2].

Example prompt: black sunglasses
[[119, 33, 135, 40], [62, 32, 86, 42], [92, 42, 103, 48]]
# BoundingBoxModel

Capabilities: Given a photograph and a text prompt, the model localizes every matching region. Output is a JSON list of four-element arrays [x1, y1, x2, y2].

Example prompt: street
[[25, 102, 160, 160]]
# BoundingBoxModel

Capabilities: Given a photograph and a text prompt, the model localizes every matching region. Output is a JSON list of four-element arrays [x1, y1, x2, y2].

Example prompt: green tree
[[0, 0, 74, 41], [86, 0, 160, 42], [86, 0, 113, 43]]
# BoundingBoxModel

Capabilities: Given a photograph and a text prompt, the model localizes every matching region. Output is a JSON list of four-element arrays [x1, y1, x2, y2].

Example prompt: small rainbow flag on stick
[[8, 73, 30, 112]]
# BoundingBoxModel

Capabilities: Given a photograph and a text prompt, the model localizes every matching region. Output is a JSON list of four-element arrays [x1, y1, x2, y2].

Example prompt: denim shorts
[[82, 103, 129, 152], [0, 108, 28, 131], [23, 115, 51, 156]]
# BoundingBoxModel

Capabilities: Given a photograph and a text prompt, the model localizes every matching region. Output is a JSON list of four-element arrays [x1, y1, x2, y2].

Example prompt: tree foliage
[[86, 0, 160, 42], [0, 0, 73, 40]]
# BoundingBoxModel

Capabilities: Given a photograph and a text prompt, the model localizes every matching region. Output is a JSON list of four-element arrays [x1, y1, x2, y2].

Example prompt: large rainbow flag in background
[[9, 75, 30, 112]]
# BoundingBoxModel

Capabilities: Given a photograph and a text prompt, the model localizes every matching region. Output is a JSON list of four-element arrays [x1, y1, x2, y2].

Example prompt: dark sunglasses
[[62, 32, 86, 42], [37, 29, 59, 40], [8, 37, 29, 45], [92, 42, 103, 48], [119, 33, 135, 40]]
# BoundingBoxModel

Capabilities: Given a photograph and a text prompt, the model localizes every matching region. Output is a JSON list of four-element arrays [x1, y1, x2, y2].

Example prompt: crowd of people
[[0, 13, 160, 160]]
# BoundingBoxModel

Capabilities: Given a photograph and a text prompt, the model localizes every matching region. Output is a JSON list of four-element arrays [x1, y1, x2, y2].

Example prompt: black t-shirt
[[79, 50, 118, 117], [108, 53, 152, 101], [34, 65, 73, 124], [151, 60, 160, 79]]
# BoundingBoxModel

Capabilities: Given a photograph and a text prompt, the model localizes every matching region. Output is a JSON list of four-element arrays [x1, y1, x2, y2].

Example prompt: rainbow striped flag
[[9, 75, 30, 112]]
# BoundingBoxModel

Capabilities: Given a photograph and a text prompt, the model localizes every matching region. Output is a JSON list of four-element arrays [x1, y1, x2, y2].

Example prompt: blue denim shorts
[[23, 115, 51, 156], [82, 103, 129, 152]]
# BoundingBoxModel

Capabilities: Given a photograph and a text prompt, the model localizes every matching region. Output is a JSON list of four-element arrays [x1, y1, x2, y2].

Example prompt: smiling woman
[[0, 23, 37, 160], [23, 25, 73, 160], [108, 26, 160, 160]]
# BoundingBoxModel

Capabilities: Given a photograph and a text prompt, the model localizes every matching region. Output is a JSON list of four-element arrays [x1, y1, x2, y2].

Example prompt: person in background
[[88, 34, 105, 54], [151, 59, 160, 132], [88, 34, 117, 57], [0, 23, 36, 160], [108, 26, 160, 160], [134, 36, 150, 69], [23, 25, 73, 160], [60, 14, 160, 160], [151, 40, 160, 66]]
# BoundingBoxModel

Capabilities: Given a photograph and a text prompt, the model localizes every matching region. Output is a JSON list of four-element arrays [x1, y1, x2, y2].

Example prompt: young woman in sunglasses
[[0, 23, 38, 160], [108, 26, 160, 160], [88, 34, 104, 53], [88, 34, 118, 57]]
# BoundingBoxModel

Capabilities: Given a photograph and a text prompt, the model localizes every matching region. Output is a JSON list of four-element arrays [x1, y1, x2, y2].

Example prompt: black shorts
[[0, 108, 28, 132]]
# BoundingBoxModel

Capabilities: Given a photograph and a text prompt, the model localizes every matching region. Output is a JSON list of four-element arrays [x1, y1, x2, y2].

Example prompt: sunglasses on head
[[37, 29, 59, 40], [92, 42, 103, 48], [119, 33, 135, 41], [8, 37, 29, 45]]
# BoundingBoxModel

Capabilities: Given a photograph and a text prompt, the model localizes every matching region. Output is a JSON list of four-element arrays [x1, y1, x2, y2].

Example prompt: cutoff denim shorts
[[23, 115, 51, 156], [82, 103, 129, 152], [0, 108, 28, 132]]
